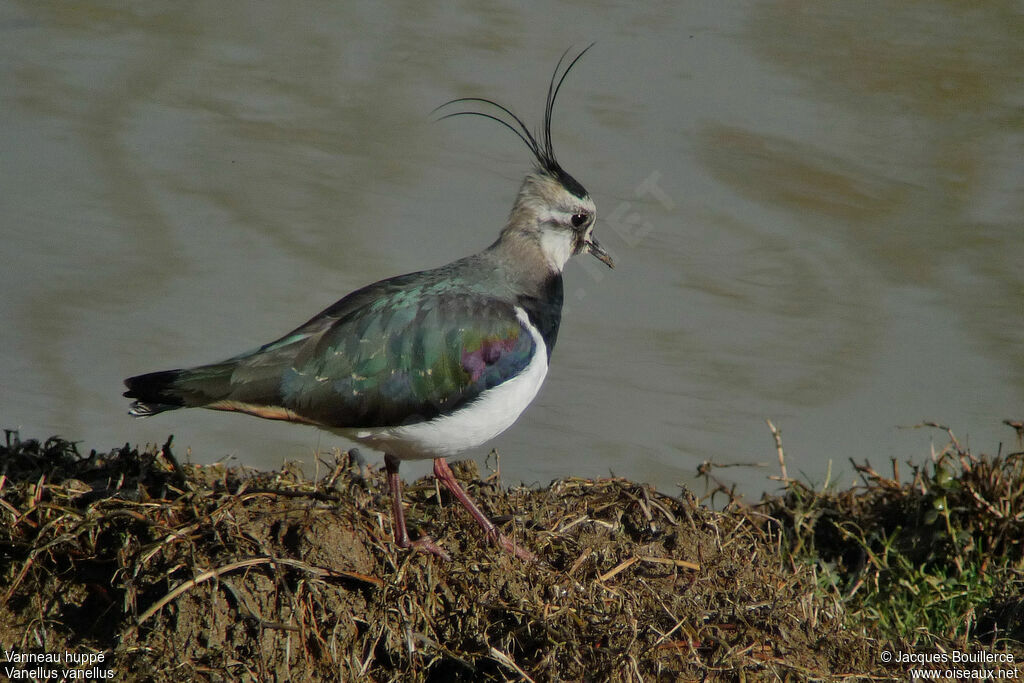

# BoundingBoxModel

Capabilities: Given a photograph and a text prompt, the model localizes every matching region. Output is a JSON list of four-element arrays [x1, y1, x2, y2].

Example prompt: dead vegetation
[[0, 423, 1021, 681], [755, 422, 1024, 650]]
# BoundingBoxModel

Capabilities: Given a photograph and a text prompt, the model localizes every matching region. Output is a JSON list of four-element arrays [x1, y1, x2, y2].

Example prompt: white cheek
[[538, 228, 575, 271]]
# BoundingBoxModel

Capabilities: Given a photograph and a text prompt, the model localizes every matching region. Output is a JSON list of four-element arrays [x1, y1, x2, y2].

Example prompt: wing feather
[[222, 286, 536, 429]]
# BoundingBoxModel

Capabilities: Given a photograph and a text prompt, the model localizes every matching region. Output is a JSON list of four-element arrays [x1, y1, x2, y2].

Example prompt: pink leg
[[385, 454, 450, 560], [432, 458, 536, 562]]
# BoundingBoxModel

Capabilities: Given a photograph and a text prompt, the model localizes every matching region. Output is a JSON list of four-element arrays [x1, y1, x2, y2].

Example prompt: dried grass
[[0, 431, 873, 681]]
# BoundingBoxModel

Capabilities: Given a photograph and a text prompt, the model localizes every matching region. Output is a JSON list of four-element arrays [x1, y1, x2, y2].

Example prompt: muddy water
[[2, 2, 1021, 494]]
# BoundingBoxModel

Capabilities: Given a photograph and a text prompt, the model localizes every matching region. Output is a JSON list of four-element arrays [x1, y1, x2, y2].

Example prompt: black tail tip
[[123, 369, 186, 416]]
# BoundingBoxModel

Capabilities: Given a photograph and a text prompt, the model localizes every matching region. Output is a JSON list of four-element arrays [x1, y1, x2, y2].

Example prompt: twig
[[766, 419, 788, 481], [239, 488, 341, 503], [637, 555, 700, 571], [599, 556, 638, 582], [131, 555, 382, 630], [488, 646, 536, 682], [567, 548, 593, 575], [160, 435, 187, 490]]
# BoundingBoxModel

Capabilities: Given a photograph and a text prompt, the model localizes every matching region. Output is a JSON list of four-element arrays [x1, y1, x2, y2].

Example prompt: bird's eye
[[571, 213, 588, 228]]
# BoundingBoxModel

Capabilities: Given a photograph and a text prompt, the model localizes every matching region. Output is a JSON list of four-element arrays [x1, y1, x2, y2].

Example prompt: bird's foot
[[491, 531, 537, 563], [400, 535, 451, 561], [430, 457, 538, 562]]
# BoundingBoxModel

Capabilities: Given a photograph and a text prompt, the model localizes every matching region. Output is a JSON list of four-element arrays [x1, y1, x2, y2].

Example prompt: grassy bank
[[0, 425, 1021, 681]]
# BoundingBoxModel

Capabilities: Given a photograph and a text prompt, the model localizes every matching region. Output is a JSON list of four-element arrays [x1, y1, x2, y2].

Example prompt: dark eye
[[571, 213, 588, 228]]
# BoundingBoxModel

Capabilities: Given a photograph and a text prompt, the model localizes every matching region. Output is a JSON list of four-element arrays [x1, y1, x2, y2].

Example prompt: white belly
[[333, 307, 549, 460]]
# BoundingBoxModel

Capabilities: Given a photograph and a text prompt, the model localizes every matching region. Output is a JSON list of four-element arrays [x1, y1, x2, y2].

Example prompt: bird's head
[[505, 170, 608, 272], [435, 45, 614, 274]]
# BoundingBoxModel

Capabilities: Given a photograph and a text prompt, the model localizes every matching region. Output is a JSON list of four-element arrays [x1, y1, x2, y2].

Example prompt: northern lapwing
[[124, 47, 613, 561]]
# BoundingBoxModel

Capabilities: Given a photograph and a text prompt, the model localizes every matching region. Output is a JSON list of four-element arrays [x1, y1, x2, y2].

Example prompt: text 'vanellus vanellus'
[[124, 46, 613, 562]]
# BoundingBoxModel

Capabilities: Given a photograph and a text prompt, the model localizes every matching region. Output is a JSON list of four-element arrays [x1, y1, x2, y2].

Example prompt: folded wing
[[125, 278, 536, 430]]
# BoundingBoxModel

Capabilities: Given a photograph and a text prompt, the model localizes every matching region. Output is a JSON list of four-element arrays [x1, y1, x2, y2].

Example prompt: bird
[[123, 46, 612, 561]]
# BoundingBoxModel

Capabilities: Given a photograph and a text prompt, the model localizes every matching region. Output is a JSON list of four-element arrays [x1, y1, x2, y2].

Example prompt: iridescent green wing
[[273, 281, 537, 428]]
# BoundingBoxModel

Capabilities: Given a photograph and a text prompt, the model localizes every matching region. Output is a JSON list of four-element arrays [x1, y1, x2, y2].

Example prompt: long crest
[[433, 44, 594, 199]]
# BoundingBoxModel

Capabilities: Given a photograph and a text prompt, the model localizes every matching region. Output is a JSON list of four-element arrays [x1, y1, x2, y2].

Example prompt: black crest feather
[[433, 44, 594, 199]]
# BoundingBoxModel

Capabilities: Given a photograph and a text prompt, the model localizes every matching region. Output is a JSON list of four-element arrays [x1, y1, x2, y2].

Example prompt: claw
[[405, 535, 451, 561]]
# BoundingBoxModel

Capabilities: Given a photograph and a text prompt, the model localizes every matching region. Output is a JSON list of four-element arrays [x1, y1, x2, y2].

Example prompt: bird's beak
[[585, 235, 614, 268]]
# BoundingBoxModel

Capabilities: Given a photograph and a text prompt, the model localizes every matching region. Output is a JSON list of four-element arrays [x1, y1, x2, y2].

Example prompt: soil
[[0, 432, 1013, 681]]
